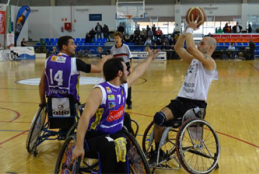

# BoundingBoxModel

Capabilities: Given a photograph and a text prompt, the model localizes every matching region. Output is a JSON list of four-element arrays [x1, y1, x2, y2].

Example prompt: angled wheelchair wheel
[[122, 129, 150, 174], [54, 135, 99, 174], [142, 121, 179, 169], [142, 121, 155, 153], [26, 105, 47, 153], [176, 118, 220, 174]]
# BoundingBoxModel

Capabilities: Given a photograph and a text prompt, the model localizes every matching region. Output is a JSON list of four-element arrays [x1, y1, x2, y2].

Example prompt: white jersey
[[110, 44, 133, 63], [178, 59, 218, 101]]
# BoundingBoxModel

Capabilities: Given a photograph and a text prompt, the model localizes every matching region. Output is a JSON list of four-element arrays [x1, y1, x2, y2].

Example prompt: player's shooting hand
[[187, 14, 203, 30]]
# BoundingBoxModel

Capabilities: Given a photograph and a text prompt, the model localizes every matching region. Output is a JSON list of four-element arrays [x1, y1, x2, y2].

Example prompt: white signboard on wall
[[10, 46, 35, 59], [132, 51, 167, 60]]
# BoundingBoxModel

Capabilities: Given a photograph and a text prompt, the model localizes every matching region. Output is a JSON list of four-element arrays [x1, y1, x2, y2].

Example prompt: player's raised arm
[[127, 48, 159, 88]]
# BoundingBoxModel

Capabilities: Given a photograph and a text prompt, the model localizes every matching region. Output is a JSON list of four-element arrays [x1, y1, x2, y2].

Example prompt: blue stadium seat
[[94, 42, 100, 46], [100, 43, 105, 46], [84, 43, 89, 46], [78, 43, 83, 46], [236, 42, 242, 47], [50, 38, 55, 43], [243, 43, 248, 47], [45, 38, 50, 43], [81, 38, 85, 43], [225, 43, 230, 46], [89, 43, 94, 46], [97, 38, 102, 43], [102, 38, 107, 43], [256, 43, 259, 46], [55, 38, 58, 43], [75, 38, 81, 43], [36, 43, 41, 46]]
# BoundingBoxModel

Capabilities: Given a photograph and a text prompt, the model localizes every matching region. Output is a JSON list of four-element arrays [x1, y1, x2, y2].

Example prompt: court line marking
[[128, 112, 259, 149], [248, 63, 259, 71], [0, 107, 20, 122], [0, 130, 28, 146]]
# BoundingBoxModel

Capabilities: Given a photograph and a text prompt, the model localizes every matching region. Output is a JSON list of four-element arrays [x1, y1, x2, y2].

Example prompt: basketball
[[185, 7, 206, 27]]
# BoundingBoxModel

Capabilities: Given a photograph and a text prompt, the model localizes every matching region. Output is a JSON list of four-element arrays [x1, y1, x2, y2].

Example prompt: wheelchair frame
[[142, 108, 220, 174], [26, 104, 81, 156], [54, 127, 150, 174]]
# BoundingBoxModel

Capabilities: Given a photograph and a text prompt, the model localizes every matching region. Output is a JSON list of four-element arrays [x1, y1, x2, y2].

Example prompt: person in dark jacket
[[103, 24, 110, 41], [232, 22, 242, 33], [247, 24, 252, 33]]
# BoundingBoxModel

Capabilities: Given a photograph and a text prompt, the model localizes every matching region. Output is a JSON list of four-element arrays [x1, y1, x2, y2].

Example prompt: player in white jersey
[[150, 16, 218, 163], [110, 31, 133, 109]]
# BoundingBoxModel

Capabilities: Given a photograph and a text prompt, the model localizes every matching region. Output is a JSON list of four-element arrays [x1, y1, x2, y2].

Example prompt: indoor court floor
[[0, 57, 259, 174]]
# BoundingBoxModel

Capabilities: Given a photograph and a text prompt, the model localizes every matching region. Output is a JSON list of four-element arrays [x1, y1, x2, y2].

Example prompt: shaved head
[[204, 37, 217, 52]]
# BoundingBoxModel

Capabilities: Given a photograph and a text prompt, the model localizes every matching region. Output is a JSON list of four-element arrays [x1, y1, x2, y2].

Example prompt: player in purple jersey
[[39, 36, 111, 106], [72, 48, 159, 173]]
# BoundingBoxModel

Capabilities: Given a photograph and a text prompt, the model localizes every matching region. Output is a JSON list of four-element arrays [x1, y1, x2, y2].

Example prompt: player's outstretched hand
[[147, 47, 160, 60]]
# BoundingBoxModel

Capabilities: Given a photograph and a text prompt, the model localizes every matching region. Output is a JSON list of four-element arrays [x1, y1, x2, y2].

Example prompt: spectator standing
[[117, 23, 125, 35], [232, 22, 242, 33], [152, 24, 156, 37], [155, 27, 163, 38], [89, 28, 96, 41], [248, 39, 256, 59], [146, 25, 150, 35], [247, 24, 252, 33], [223, 23, 231, 33], [85, 33, 92, 43], [95, 22, 103, 39], [103, 24, 110, 41]]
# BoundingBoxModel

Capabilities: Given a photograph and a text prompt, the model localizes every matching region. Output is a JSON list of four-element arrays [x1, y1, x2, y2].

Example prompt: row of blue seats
[[41, 38, 108, 43], [218, 42, 259, 47]]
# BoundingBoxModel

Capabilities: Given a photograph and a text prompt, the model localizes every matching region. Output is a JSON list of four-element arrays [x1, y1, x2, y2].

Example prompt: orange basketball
[[185, 7, 206, 27]]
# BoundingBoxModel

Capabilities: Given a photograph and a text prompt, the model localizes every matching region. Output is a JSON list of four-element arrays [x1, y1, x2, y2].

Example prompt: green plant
[[35, 39, 47, 53]]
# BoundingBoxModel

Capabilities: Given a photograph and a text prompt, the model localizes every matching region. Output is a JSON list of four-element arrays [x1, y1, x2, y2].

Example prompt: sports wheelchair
[[54, 126, 150, 174], [26, 97, 82, 156], [142, 107, 220, 174]]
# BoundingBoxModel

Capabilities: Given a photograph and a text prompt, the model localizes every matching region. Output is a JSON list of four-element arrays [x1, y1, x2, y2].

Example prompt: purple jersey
[[45, 53, 80, 101], [88, 82, 128, 134]]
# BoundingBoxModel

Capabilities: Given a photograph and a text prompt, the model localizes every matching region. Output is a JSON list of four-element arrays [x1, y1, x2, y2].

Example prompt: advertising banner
[[0, 11, 5, 34], [15, 6, 31, 43], [132, 52, 167, 60], [10, 46, 35, 59]]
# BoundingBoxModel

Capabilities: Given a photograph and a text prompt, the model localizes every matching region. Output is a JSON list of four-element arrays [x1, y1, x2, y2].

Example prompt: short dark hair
[[58, 36, 73, 51], [113, 31, 123, 39], [103, 58, 124, 81]]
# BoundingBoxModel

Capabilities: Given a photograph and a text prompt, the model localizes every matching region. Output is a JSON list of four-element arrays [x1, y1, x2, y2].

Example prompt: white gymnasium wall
[[12, 3, 259, 41], [29, 6, 116, 41]]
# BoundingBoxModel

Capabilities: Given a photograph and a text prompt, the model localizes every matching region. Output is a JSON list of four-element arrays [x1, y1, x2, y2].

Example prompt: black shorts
[[166, 97, 207, 119]]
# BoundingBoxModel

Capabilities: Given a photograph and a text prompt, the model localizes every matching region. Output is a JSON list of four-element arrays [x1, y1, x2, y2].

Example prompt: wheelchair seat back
[[47, 96, 77, 129], [165, 107, 206, 128]]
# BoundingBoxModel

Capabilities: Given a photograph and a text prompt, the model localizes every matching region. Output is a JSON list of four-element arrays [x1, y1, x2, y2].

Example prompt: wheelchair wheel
[[176, 118, 220, 174], [26, 106, 46, 153], [122, 129, 150, 174], [142, 121, 154, 153], [142, 121, 178, 169], [54, 135, 99, 174], [66, 122, 78, 139]]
